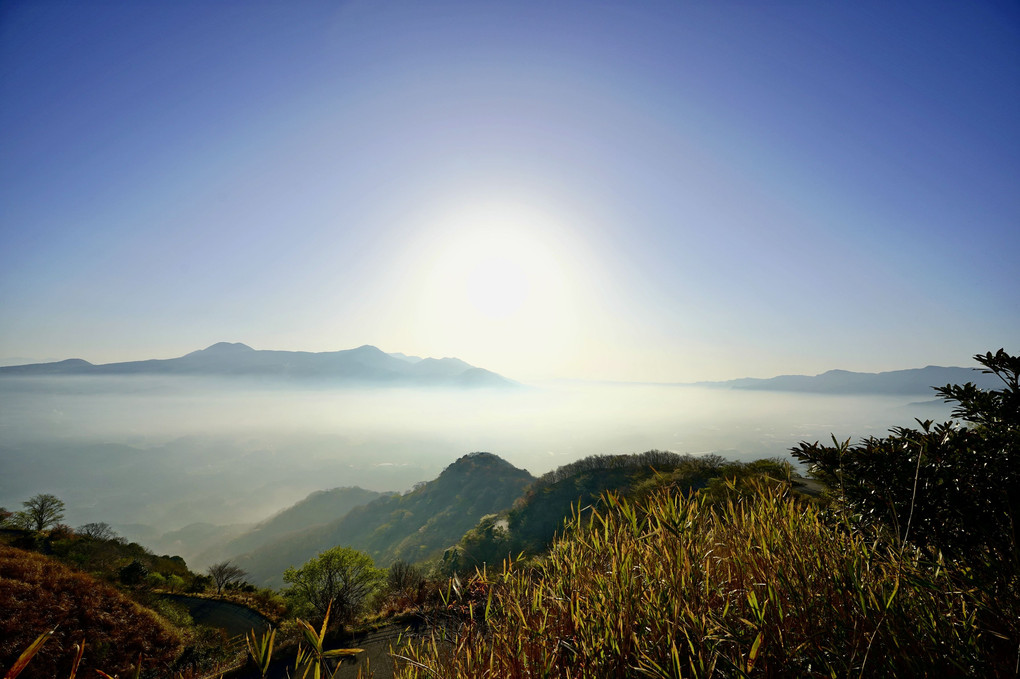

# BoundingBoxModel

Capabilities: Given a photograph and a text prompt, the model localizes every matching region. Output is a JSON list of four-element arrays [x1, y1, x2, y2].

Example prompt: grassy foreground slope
[[0, 545, 183, 678], [399, 483, 1009, 677]]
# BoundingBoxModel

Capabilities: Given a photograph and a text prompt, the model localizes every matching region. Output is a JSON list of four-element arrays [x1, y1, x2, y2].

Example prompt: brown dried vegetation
[[0, 545, 183, 678]]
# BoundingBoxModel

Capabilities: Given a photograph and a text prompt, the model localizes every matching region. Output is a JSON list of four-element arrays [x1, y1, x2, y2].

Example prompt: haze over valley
[[0, 342, 985, 565]]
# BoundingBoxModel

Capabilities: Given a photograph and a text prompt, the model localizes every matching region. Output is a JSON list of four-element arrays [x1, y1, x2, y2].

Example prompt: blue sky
[[1, 0, 1017, 381]]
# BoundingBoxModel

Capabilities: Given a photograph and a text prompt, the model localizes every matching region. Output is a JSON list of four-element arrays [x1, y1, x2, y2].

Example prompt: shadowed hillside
[[193, 486, 384, 568], [236, 453, 535, 587]]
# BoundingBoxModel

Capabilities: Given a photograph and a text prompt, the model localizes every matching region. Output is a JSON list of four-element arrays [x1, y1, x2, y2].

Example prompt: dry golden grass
[[395, 482, 1008, 678], [0, 545, 183, 678]]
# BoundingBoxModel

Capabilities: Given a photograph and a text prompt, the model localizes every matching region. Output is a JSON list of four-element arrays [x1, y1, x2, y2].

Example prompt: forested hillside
[[235, 453, 535, 586], [444, 451, 799, 573]]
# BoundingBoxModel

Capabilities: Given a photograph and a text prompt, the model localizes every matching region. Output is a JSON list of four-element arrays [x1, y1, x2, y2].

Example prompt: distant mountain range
[[1, 344, 1000, 395], [0, 342, 515, 388], [696, 365, 1001, 396]]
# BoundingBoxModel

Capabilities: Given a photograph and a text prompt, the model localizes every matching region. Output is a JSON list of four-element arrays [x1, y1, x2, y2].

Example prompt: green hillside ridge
[[148, 521, 252, 568], [444, 451, 800, 574], [235, 452, 535, 587]]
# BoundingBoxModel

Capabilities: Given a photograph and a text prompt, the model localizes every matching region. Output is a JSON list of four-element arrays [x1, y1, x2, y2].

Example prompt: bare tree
[[22, 493, 65, 531], [77, 521, 118, 540], [6, 511, 32, 530], [208, 560, 248, 595], [387, 560, 425, 597]]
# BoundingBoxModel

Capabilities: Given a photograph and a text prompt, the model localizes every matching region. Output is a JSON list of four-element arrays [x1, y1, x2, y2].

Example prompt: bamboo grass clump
[[395, 482, 996, 677]]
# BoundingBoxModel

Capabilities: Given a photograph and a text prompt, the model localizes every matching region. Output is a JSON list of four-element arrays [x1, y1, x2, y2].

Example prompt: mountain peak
[[441, 452, 527, 477], [387, 352, 423, 364], [1, 342, 515, 387], [201, 342, 254, 353], [350, 344, 386, 355]]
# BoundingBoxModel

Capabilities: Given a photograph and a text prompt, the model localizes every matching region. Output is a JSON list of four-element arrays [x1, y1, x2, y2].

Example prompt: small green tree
[[21, 493, 65, 532], [8, 511, 33, 530], [166, 574, 186, 593], [283, 546, 383, 626], [145, 571, 166, 590]]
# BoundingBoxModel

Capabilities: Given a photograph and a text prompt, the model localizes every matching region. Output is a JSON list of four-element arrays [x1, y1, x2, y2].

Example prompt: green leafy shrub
[[284, 546, 384, 627], [792, 349, 1018, 573], [166, 573, 186, 593]]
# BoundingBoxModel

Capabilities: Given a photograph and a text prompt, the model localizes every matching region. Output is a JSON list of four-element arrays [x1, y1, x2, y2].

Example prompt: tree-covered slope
[[235, 453, 535, 586]]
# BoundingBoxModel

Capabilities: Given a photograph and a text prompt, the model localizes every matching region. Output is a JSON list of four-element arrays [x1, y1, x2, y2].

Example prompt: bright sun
[[413, 202, 580, 368], [452, 230, 543, 320], [465, 253, 530, 319]]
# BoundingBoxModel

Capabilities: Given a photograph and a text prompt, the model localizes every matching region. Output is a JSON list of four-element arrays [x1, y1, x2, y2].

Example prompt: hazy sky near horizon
[[2, 1, 1017, 382]]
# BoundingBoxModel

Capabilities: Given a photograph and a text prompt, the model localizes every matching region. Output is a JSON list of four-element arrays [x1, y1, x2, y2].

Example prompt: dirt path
[[224, 621, 424, 679], [330, 623, 424, 679]]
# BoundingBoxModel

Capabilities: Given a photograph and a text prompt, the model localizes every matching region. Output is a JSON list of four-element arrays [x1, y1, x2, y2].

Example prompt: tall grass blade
[[4, 630, 53, 679]]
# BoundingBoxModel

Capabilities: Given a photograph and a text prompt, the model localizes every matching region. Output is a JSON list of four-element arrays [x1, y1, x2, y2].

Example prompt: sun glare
[[412, 202, 581, 372], [464, 252, 531, 319]]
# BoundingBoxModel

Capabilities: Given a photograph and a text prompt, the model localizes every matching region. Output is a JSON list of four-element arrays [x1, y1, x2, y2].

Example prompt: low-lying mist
[[0, 375, 952, 545]]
